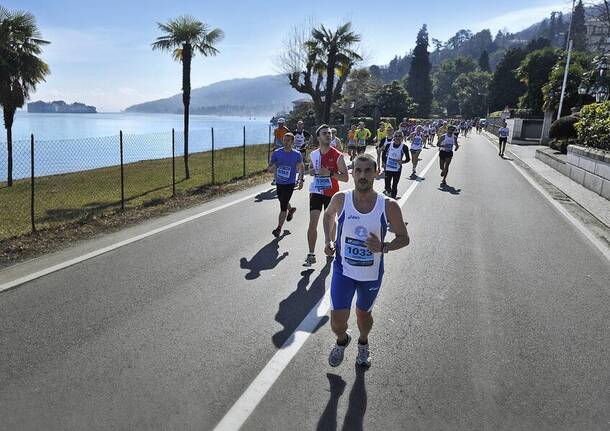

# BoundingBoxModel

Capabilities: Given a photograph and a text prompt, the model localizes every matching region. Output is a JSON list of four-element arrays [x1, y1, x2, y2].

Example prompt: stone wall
[[566, 145, 610, 200]]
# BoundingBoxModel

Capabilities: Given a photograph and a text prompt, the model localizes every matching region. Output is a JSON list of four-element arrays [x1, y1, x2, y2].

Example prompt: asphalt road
[[1, 133, 609, 431]]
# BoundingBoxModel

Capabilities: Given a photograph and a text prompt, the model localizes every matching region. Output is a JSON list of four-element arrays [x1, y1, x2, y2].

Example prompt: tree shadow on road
[[271, 257, 332, 347], [239, 231, 290, 280], [317, 365, 368, 431], [438, 183, 461, 195], [254, 188, 277, 202]]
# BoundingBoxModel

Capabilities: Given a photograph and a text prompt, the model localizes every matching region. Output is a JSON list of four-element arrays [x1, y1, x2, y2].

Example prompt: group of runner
[[264, 117, 472, 368]]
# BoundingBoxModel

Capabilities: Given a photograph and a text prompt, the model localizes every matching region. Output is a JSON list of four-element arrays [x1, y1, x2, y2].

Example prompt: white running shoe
[[328, 334, 352, 367], [356, 342, 371, 368]]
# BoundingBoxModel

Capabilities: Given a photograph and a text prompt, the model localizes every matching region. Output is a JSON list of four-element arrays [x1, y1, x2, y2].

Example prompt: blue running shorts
[[330, 270, 382, 312]]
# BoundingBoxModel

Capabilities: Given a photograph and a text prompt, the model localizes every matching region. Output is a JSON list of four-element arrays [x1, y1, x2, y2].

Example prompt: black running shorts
[[309, 193, 332, 211], [276, 183, 295, 211]]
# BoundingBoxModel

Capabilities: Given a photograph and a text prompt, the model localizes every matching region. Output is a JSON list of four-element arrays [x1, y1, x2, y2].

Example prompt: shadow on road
[[438, 183, 461, 195], [408, 173, 426, 182], [271, 258, 331, 347], [239, 231, 290, 280], [254, 188, 277, 202], [500, 155, 514, 161], [317, 365, 368, 431]]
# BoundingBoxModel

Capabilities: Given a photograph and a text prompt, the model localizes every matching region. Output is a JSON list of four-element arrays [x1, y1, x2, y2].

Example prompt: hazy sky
[[10, 0, 572, 111]]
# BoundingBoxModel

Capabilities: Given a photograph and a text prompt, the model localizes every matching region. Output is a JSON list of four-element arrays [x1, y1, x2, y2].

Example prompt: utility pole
[[558, 0, 577, 120]]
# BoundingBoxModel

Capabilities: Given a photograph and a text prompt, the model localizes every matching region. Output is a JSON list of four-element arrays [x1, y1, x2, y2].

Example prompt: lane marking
[[480, 133, 609, 262], [0, 190, 267, 293], [213, 151, 440, 431]]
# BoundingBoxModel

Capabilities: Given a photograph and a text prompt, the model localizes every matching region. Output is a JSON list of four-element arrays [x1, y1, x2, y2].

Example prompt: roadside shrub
[[550, 115, 579, 140], [575, 101, 610, 151]]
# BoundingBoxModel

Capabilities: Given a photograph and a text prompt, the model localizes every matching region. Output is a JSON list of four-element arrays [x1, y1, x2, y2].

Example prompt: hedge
[[574, 101, 610, 151]]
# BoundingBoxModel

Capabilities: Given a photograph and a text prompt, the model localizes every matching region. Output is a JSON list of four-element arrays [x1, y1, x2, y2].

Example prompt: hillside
[[125, 74, 302, 116]]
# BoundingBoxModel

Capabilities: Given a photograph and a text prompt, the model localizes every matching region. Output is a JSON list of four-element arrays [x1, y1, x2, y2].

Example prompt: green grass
[[0, 143, 271, 240]]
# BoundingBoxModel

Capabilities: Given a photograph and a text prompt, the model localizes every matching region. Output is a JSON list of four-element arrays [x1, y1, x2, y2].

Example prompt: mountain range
[[125, 9, 582, 116]]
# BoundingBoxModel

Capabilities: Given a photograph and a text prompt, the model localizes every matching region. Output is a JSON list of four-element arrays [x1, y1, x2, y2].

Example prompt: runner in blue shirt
[[268, 133, 305, 237]]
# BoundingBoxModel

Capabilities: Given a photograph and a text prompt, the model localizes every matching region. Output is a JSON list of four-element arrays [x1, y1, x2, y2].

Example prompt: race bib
[[344, 237, 374, 266], [314, 175, 332, 191], [276, 165, 291, 182], [386, 157, 400, 171]]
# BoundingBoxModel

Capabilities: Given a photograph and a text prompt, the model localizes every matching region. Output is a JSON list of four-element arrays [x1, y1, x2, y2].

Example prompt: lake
[[1, 112, 272, 180]]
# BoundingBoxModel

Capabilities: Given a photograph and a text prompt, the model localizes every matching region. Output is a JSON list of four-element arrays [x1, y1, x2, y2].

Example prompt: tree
[[374, 81, 416, 121], [406, 25, 432, 118], [542, 51, 594, 116], [335, 68, 381, 120], [488, 47, 527, 112], [516, 47, 560, 115], [478, 50, 490, 72], [453, 71, 492, 118], [433, 56, 477, 116], [0, 6, 50, 187], [152, 15, 224, 179], [279, 22, 362, 124], [572, 0, 587, 51]]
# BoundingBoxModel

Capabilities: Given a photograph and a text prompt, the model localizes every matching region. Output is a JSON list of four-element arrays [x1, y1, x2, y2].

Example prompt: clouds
[[472, 2, 571, 34]]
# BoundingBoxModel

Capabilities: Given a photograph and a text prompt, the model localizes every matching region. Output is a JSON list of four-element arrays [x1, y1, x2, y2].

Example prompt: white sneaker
[[303, 253, 316, 267], [355, 342, 371, 368], [328, 334, 351, 367]]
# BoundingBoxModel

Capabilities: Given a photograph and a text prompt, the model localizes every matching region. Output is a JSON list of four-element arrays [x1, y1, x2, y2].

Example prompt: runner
[[304, 124, 349, 267], [268, 133, 305, 237], [293, 120, 311, 166], [346, 124, 357, 162], [437, 125, 460, 186], [498, 121, 509, 157], [271, 118, 291, 185], [330, 128, 343, 151], [398, 117, 410, 139], [407, 125, 425, 177], [380, 128, 410, 198], [354, 122, 371, 155], [323, 153, 410, 367], [427, 123, 436, 146]]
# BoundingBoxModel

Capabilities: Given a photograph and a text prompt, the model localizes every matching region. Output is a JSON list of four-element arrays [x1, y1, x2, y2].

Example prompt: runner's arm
[[384, 200, 410, 251], [296, 161, 305, 189], [267, 154, 277, 173], [323, 192, 345, 246], [333, 155, 349, 182]]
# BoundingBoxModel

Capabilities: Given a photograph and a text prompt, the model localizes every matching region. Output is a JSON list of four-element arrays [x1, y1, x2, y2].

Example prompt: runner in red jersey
[[304, 124, 349, 267]]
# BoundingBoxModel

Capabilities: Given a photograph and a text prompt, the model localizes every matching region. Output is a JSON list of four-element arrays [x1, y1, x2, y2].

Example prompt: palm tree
[[152, 15, 223, 179], [0, 6, 50, 186], [306, 23, 362, 123]]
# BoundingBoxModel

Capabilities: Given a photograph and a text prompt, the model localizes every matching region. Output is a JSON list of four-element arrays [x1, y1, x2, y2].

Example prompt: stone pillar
[[540, 110, 554, 145]]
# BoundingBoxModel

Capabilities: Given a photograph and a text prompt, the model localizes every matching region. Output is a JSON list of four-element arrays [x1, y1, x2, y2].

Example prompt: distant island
[[27, 100, 97, 114]]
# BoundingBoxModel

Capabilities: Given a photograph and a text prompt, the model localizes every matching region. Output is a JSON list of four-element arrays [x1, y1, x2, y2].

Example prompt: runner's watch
[[382, 243, 390, 253]]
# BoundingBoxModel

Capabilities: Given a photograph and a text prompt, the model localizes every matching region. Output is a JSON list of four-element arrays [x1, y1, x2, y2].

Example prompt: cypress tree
[[478, 50, 491, 72], [572, 0, 587, 51], [407, 24, 432, 118]]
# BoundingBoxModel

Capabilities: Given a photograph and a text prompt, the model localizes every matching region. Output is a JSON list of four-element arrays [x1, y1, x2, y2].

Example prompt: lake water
[[1, 112, 272, 180]]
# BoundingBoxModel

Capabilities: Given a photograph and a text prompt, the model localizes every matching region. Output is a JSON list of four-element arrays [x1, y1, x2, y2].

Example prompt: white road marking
[[480, 133, 609, 262], [0, 190, 266, 293], [213, 151, 439, 431]]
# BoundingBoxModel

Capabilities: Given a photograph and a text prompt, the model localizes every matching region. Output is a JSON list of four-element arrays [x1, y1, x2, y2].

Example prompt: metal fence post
[[172, 128, 176, 196], [243, 126, 246, 177], [30, 134, 36, 233], [268, 124, 271, 162], [211, 127, 215, 185], [120, 130, 125, 210]]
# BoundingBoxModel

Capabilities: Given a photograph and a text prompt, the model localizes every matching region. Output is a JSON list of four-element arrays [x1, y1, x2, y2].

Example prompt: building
[[586, 18, 610, 53]]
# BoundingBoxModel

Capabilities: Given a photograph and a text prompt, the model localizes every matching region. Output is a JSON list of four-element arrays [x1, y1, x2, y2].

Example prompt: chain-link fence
[[0, 126, 272, 241]]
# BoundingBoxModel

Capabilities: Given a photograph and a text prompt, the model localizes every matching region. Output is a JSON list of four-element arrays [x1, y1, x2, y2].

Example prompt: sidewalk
[[508, 144, 610, 228], [482, 131, 609, 228]]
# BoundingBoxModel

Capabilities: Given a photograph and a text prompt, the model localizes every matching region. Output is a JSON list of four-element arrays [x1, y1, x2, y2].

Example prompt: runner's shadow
[[342, 365, 368, 431], [254, 188, 277, 202], [316, 365, 368, 431], [500, 156, 514, 161], [239, 231, 290, 280], [408, 174, 426, 182], [271, 258, 332, 347], [317, 373, 347, 431], [438, 183, 461, 195]]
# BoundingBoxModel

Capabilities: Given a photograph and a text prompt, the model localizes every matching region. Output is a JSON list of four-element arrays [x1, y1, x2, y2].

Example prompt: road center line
[[213, 151, 440, 431]]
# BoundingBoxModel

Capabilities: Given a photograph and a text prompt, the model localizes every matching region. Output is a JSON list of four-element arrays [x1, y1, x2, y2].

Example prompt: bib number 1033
[[344, 237, 374, 266]]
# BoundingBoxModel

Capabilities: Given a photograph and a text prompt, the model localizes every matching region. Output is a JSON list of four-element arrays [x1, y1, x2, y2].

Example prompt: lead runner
[[323, 153, 410, 367]]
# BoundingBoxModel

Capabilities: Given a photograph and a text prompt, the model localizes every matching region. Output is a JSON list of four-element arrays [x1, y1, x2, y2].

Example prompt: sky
[[9, 0, 573, 112]]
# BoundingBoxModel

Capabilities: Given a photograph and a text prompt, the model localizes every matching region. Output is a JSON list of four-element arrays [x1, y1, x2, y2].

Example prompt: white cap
[[278, 117, 285, 123]]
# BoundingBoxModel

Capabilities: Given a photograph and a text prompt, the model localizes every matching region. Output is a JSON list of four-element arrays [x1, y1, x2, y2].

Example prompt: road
[[1, 132, 609, 431]]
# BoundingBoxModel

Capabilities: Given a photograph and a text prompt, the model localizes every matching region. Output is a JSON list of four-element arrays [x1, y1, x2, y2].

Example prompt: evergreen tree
[[478, 50, 491, 71], [406, 24, 432, 117], [572, 0, 587, 51], [516, 47, 561, 115], [488, 47, 527, 111], [374, 80, 416, 120]]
